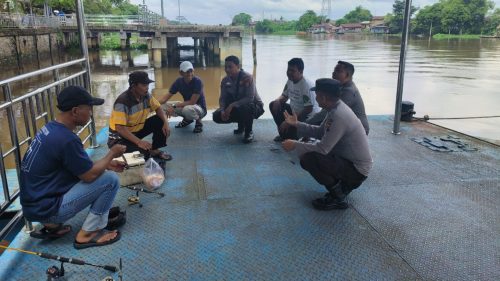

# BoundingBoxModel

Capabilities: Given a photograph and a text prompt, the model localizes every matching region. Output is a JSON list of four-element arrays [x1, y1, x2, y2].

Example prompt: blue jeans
[[45, 171, 120, 232]]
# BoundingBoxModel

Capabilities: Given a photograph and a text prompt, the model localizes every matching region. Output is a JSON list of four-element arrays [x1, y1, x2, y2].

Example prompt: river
[[2, 34, 500, 149], [87, 34, 500, 144]]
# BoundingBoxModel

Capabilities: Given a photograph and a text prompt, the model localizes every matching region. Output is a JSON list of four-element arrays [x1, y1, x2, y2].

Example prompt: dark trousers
[[108, 115, 167, 154], [213, 104, 254, 134], [269, 101, 304, 140], [300, 152, 367, 195]]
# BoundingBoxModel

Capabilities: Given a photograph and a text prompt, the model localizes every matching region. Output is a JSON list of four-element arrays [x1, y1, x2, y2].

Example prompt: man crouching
[[20, 86, 126, 249], [282, 79, 373, 210]]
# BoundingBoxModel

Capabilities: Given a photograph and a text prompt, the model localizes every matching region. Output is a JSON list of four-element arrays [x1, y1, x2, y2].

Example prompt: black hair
[[288, 58, 304, 72], [225, 55, 240, 66], [337, 61, 355, 76]]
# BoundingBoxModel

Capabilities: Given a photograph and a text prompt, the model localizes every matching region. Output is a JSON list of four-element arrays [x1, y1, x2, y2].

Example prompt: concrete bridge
[[0, 13, 244, 67]]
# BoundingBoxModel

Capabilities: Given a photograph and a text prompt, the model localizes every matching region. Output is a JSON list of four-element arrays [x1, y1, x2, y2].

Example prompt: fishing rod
[[0, 245, 118, 274]]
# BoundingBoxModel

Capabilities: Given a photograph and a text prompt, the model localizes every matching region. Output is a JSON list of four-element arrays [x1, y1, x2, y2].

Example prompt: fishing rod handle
[[40, 253, 85, 265]]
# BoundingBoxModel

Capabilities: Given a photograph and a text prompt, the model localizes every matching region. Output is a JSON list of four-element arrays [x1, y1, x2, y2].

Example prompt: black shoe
[[273, 135, 284, 142], [312, 193, 348, 210], [243, 131, 254, 143], [234, 128, 244, 134]]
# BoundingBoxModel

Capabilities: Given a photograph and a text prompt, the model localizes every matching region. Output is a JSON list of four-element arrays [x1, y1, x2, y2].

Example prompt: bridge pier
[[219, 34, 242, 64], [167, 37, 179, 66], [152, 34, 167, 68], [120, 31, 131, 50]]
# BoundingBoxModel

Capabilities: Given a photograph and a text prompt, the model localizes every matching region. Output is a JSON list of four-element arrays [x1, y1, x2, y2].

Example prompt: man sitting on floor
[[158, 61, 207, 133], [107, 71, 172, 161], [282, 78, 373, 210], [20, 86, 127, 249]]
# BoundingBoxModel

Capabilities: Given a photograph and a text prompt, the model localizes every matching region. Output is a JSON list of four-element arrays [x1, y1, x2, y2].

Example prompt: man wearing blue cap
[[20, 86, 127, 249], [282, 78, 373, 210]]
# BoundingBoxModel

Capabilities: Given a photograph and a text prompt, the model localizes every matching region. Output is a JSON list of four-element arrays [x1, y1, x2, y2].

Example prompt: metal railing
[[0, 58, 96, 240], [0, 12, 160, 29]]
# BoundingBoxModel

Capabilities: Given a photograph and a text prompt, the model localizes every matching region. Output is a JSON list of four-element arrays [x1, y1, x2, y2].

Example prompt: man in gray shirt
[[306, 61, 369, 135], [282, 78, 373, 210]]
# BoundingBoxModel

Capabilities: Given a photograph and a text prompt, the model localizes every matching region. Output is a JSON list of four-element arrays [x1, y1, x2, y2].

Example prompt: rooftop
[[1, 116, 499, 280]]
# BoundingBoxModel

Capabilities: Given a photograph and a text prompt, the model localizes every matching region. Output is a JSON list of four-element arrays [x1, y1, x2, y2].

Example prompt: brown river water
[[2, 34, 500, 159]]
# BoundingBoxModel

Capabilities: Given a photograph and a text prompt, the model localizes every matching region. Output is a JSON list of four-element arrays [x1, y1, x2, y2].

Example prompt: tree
[[412, 3, 443, 35], [386, 0, 418, 33], [483, 8, 500, 34], [342, 6, 372, 23], [232, 13, 252, 26], [297, 10, 321, 31]]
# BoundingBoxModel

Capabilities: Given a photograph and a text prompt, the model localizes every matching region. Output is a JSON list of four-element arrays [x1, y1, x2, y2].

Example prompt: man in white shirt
[[269, 58, 320, 141]]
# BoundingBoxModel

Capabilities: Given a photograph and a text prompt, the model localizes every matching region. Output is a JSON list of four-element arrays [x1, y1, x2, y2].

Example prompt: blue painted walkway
[[1, 117, 499, 280]]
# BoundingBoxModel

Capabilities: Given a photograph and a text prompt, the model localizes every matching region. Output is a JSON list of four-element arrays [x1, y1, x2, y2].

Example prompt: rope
[[415, 115, 500, 121]]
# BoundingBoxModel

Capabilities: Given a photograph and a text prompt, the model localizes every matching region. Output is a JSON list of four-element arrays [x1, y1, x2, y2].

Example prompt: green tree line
[[232, 0, 500, 36]]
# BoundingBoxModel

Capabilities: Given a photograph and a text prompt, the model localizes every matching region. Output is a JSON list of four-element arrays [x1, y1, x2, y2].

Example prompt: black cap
[[57, 86, 104, 111], [310, 78, 341, 97], [129, 71, 155, 85]]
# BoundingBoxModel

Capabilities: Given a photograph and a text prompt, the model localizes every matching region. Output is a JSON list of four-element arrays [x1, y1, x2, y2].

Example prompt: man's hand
[[222, 105, 233, 121], [137, 140, 152, 151], [108, 160, 126, 172], [165, 106, 175, 118], [162, 122, 170, 137], [109, 144, 126, 158], [282, 139, 296, 151], [283, 111, 298, 127]]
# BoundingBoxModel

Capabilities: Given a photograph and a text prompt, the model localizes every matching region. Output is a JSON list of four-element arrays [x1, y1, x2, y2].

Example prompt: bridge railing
[[0, 12, 60, 28], [0, 59, 96, 241], [0, 13, 160, 29]]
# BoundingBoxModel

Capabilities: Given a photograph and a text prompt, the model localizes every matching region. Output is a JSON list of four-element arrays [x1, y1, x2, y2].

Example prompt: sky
[[130, 0, 500, 25]]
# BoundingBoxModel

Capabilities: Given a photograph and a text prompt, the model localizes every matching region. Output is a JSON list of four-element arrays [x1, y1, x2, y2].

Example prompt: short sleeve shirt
[[169, 76, 207, 112], [20, 121, 93, 221], [282, 77, 320, 118], [109, 89, 161, 133]]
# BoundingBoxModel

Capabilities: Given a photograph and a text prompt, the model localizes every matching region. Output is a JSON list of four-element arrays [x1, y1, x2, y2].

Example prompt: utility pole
[[161, 0, 164, 18]]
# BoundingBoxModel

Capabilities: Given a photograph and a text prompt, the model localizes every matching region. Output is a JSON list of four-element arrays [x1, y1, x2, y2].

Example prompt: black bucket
[[401, 101, 415, 121]]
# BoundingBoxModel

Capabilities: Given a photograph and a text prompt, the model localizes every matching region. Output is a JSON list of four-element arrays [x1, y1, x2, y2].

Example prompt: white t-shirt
[[282, 77, 320, 118]]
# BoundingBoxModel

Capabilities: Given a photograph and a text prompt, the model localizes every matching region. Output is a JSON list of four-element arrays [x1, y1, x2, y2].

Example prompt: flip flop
[[105, 211, 126, 230], [73, 229, 121, 250], [30, 224, 72, 240], [152, 151, 172, 161]]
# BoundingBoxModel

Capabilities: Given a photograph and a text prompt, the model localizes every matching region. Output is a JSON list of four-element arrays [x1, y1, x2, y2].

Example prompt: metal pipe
[[392, 0, 413, 135]]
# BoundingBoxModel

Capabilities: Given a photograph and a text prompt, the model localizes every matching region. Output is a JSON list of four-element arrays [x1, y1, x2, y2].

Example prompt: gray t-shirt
[[295, 100, 373, 176]]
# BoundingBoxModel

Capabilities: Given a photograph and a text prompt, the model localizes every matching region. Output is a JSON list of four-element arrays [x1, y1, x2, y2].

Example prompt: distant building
[[339, 23, 363, 33], [370, 16, 385, 27], [309, 23, 335, 34], [370, 24, 389, 34]]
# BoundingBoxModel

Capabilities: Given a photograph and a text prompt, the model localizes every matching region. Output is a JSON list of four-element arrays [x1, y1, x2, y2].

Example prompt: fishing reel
[[46, 262, 64, 280]]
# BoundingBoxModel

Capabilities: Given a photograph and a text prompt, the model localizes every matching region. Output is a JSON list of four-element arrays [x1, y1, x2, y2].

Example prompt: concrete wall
[[0, 31, 78, 76]]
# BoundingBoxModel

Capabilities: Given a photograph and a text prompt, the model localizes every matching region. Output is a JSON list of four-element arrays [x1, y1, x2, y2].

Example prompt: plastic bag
[[141, 158, 165, 190]]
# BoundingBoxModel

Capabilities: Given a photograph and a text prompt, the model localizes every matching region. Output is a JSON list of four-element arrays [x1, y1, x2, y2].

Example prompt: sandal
[[193, 122, 203, 133], [151, 150, 173, 161], [175, 119, 193, 128], [30, 224, 72, 240], [74, 229, 121, 250]]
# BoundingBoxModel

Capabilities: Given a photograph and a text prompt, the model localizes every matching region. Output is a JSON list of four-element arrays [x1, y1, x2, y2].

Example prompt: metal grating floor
[[0, 116, 498, 281]]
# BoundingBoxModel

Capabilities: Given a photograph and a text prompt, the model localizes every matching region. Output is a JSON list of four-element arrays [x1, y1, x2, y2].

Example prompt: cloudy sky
[[130, 0, 500, 25]]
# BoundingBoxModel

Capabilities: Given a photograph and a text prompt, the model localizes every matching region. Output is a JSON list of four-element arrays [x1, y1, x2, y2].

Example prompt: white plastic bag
[[141, 158, 165, 190]]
